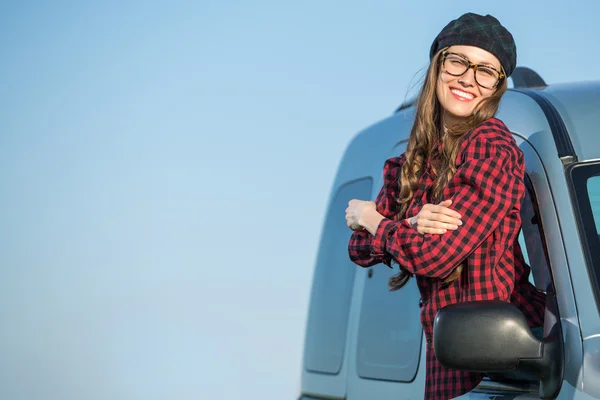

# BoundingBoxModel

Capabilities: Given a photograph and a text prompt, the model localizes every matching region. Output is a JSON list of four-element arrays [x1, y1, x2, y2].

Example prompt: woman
[[345, 13, 546, 400]]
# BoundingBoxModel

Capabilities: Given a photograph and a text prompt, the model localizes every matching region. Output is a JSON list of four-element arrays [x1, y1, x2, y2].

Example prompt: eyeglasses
[[441, 51, 505, 89]]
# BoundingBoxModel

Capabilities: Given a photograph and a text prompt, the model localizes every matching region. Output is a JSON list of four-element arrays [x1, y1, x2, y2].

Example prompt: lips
[[450, 87, 476, 101]]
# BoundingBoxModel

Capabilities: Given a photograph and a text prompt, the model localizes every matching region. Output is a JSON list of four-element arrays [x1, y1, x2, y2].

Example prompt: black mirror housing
[[433, 300, 563, 399], [433, 300, 542, 371]]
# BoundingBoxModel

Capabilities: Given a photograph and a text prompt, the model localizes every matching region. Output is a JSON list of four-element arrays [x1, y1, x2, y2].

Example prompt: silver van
[[299, 68, 600, 400]]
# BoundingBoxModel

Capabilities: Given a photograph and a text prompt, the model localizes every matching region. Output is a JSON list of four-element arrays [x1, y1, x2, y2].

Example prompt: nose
[[458, 67, 476, 87]]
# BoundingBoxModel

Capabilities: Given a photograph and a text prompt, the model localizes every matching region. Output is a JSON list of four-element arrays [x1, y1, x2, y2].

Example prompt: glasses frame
[[441, 50, 505, 90]]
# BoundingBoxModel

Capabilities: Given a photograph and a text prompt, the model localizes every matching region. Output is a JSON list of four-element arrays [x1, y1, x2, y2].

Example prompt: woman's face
[[436, 45, 502, 126]]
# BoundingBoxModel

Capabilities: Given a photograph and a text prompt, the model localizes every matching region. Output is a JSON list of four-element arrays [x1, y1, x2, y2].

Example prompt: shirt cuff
[[370, 218, 397, 257]]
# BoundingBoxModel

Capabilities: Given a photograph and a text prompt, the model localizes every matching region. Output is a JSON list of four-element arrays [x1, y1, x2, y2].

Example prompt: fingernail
[[457, 220, 463, 225]]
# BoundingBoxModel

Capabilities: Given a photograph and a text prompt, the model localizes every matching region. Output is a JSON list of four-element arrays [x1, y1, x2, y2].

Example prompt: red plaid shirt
[[348, 118, 546, 399]]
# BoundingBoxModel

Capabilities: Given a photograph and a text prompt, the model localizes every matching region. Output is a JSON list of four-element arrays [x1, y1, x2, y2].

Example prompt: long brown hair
[[389, 48, 508, 291]]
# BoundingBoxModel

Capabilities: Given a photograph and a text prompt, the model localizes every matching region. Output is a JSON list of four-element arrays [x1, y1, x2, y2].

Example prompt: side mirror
[[433, 300, 562, 399]]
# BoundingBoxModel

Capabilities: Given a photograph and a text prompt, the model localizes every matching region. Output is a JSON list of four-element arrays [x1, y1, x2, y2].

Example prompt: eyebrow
[[454, 52, 497, 68]]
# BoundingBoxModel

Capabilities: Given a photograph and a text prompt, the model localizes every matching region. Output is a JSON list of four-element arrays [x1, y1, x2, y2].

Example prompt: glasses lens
[[475, 66, 500, 89], [443, 54, 468, 76]]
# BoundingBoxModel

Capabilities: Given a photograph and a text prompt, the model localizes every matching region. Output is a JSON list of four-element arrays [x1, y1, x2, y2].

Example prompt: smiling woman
[[344, 13, 546, 400]]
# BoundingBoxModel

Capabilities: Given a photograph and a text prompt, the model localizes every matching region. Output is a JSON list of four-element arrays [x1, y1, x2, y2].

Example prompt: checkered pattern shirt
[[348, 118, 546, 399]]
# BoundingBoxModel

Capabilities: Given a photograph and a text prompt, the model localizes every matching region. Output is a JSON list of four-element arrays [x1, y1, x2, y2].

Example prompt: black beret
[[429, 13, 517, 77]]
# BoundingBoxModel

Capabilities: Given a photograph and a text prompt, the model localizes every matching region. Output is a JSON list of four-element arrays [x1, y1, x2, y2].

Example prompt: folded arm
[[359, 128, 525, 279]]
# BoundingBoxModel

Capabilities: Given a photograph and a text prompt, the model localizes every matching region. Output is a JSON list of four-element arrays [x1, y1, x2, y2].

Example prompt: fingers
[[424, 213, 462, 226], [348, 199, 363, 207], [421, 200, 461, 220], [418, 207, 460, 225], [414, 200, 462, 232], [430, 205, 461, 219], [346, 216, 360, 231], [346, 215, 362, 231], [416, 217, 459, 230], [417, 227, 448, 235], [345, 203, 361, 231]]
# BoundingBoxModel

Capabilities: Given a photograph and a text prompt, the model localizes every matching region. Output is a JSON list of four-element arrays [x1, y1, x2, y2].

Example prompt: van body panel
[[581, 336, 600, 398], [555, 380, 600, 399], [541, 82, 600, 162], [332, 112, 414, 189]]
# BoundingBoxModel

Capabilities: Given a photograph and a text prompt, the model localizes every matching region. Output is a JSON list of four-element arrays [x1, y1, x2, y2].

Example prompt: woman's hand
[[407, 199, 462, 234], [345, 199, 376, 231]]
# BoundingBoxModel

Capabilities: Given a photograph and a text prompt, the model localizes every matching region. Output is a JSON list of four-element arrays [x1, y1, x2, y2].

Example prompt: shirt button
[[426, 336, 432, 344], [419, 298, 428, 308]]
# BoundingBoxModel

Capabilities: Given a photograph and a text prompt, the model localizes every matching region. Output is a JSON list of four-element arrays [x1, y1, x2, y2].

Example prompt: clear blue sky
[[1, 1, 600, 399]]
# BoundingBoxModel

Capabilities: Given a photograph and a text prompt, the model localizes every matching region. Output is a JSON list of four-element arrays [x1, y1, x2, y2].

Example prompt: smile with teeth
[[450, 88, 475, 101]]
